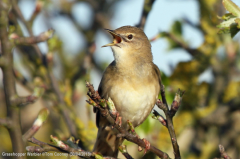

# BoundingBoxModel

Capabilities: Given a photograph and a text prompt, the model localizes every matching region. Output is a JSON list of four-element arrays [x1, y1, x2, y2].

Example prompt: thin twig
[[152, 110, 167, 127], [22, 108, 49, 142], [12, 96, 38, 107], [27, 137, 116, 159], [48, 72, 77, 137], [156, 80, 182, 159], [11, 29, 54, 45], [136, 0, 156, 29], [119, 145, 134, 159]]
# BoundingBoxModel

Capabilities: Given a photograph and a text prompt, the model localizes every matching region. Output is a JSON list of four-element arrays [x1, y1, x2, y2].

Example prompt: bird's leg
[[143, 138, 151, 155]]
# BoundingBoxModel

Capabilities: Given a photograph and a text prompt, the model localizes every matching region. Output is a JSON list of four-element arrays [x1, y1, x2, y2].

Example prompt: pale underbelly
[[109, 84, 158, 128]]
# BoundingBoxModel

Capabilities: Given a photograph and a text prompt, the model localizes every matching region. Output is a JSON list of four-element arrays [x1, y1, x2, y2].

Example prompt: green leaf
[[37, 108, 49, 122], [170, 20, 182, 36], [217, 17, 237, 28], [230, 23, 240, 37], [219, 13, 236, 20], [223, 0, 240, 17], [235, 18, 240, 28], [218, 28, 231, 34]]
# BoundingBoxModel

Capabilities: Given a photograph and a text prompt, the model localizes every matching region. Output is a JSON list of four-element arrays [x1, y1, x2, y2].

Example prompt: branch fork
[[86, 81, 171, 159]]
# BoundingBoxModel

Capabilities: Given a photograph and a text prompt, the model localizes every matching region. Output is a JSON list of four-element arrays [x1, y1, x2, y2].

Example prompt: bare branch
[[150, 32, 202, 57], [169, 89, 185, 118], [48, 72, 77, 137], [27, 137, 66, 153], [10, 0, 43, 57], [152, 110, 167, 127], [22, 108, 49, 142], [11, 86, 45, 107], [0, 56, 8, 67], [136, 0, 156, 29], [118, 145, 134, 159], [29, 1, 44, 24], [0, 118, 12, 128], [27, 137, 117, 159], [156, 83, 182, 159], [26, 146, 48, 153], [13, 95, 38, 107], [0, 1, 25, 156], [10, 29, 54, 45]]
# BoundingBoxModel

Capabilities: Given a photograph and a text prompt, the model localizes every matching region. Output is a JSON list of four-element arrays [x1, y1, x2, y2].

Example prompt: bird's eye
[[127, 34, 133, 40]]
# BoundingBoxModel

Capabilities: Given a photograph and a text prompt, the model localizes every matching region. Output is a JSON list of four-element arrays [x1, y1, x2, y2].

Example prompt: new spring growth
[[127, 120, 136, 135], [152, 110, 167, 126], [86, 99, 97, 107], [217, 0, 240, 37], [33, 108, 49, 128], [66, 136, 78, 149], [50, 135, 69, 150], [171, 94, 180, 112], [43, 29, 55, 39], [138, 146, 143, 152], [118, 145, 127, 153], [99, 99, 107, 108], [35, 0, 44, 13], [171, 89, 184, 112], [33, 87, 45, 99], [107, 97, 117, 115]]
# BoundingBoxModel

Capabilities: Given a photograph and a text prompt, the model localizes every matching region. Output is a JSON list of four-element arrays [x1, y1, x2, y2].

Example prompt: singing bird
[[93, 26, 161, 157]]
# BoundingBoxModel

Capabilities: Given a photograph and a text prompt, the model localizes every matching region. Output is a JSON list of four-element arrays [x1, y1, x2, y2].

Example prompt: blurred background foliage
[[0, 0, 240, 159]]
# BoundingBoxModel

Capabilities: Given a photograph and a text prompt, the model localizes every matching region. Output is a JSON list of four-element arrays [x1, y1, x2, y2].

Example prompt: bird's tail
[[93, 126, 123, 157]]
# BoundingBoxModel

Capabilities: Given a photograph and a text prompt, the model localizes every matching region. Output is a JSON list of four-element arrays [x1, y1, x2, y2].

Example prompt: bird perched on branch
[[93, 26, 161, 157]]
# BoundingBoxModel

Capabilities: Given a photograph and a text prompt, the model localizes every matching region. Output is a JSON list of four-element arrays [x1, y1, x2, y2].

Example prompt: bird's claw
[[143, 138, 150, 155]]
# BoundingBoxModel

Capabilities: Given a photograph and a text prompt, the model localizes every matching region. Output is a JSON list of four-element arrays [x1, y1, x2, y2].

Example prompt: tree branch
[[10, 0, 42, 58], [11, 86, 45, 107], [10, 29, 54, 45], [150, 32, 202, 57], [27, 137, 117, 159], [13, 95, 38, 107], [152, 110, 167, 127], [136, 0, 156, 29], [48, 72, 77, 137], [0, 56, 8, 67], [86, 82, 170, 159], [0, 118, 12, 128], [118, 145, 134, 159], [155, 81, 183, 159], [22, 108, 49, 142], [0, 1, 25, 157]]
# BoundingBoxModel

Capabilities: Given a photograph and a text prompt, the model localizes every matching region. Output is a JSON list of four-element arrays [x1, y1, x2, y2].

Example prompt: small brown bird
[[93, 26, 161, 157]]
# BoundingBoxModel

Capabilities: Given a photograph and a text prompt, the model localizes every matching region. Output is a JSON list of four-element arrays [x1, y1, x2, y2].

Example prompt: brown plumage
[[93, 26, 161, 157]]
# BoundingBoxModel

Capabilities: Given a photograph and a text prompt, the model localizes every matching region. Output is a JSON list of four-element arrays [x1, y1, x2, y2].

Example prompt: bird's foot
[[143, 138, 150, 155]]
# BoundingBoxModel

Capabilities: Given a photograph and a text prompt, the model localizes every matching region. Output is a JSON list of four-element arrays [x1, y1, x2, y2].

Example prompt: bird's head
[[102, 26, 152, 64]]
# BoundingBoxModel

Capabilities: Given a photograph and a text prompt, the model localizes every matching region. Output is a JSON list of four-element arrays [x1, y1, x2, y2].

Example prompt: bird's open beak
[[102, 29, 122, 47]]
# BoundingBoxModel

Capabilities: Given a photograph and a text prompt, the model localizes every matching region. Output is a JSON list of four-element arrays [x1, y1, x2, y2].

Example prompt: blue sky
[[19, 0, 240, 81]]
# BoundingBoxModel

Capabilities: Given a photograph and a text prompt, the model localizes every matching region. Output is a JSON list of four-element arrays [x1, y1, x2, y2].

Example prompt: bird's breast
[[107, 78, 159, 128]]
